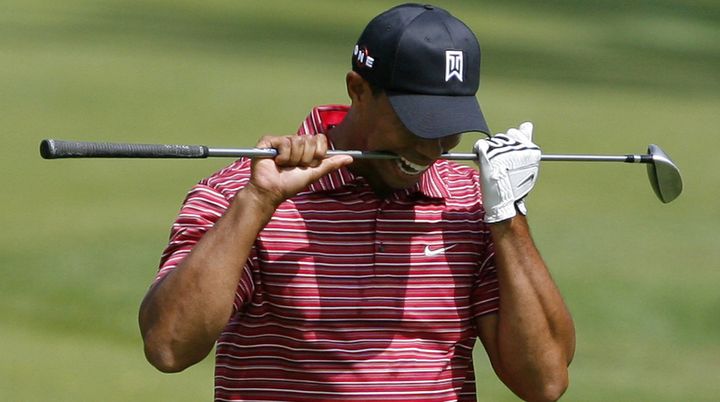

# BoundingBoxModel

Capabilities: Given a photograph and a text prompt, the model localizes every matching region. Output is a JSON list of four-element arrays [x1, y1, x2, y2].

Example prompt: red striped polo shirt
[[157, 105, 499, 401]]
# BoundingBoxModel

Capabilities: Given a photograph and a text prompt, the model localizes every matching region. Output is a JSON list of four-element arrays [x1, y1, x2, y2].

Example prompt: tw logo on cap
[[445, 50, 463, 82]]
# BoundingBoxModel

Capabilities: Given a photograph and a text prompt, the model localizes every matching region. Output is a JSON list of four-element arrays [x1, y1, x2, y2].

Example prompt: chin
[[356, 159, 422, 194]]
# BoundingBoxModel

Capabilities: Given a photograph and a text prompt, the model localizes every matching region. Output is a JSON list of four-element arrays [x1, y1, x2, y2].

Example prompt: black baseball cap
[[352, 3, 489, 139]]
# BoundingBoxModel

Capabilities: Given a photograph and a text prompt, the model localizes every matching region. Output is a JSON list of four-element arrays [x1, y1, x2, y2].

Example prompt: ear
[[346, 71, 371, 105]]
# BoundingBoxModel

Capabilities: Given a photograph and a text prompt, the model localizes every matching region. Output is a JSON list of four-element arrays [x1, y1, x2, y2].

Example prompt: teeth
[[396, 156, 429, 175]]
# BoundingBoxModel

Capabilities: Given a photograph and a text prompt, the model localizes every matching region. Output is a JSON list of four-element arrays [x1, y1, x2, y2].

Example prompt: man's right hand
[[248, 134, 353, 207]]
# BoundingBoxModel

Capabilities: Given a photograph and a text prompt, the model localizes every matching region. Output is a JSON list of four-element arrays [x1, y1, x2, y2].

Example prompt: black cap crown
[[352, 3, 489, 138]]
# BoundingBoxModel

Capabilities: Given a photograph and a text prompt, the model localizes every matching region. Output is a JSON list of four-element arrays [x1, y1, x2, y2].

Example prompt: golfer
[[139, 3, 575, 401]]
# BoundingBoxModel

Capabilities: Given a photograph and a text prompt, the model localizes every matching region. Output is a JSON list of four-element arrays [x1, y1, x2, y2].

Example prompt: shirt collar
[[309, 154, 452, 201], [301, 105, 451, 200]]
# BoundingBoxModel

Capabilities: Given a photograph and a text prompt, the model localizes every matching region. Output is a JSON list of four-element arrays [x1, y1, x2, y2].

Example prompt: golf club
[[39, 139, 683, 203]]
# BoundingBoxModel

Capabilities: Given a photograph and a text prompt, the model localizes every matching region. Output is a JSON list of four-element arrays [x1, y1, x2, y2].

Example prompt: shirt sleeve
[[155, 183, 255, 312], [470, 224, 499, 318]]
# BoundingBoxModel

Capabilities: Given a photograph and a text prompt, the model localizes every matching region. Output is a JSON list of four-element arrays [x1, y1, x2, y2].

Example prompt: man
[[139, 3, 575, 401]]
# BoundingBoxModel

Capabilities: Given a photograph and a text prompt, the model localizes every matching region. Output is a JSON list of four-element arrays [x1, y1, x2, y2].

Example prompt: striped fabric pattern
[[157, 105, 499, 401]]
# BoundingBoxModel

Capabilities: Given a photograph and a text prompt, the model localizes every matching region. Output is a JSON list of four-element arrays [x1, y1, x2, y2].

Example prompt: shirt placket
[[372, 197, 393, 277]]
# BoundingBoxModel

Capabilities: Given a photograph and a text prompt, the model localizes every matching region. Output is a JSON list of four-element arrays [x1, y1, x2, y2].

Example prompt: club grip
[[40, 139, 209, 159]]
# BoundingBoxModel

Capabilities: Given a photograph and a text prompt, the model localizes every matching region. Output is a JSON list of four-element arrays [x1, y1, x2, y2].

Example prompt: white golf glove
[[474, 122, 541, 223]]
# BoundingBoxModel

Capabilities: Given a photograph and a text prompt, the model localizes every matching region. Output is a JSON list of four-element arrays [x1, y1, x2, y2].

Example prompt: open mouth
[[395, 156, 429, 176]]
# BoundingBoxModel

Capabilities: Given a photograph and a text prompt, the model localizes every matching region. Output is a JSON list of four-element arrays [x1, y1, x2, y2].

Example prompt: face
[[350, 93, 461, 194]]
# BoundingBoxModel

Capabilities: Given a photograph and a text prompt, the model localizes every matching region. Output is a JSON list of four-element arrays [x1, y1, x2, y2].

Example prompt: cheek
[[367, 127, 412, 150], [441, 135, 462, 151]]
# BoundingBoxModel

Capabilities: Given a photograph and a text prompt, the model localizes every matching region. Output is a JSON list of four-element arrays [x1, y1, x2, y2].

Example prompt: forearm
[[139, 185, 276, 372], [488, 215, 575, 400]]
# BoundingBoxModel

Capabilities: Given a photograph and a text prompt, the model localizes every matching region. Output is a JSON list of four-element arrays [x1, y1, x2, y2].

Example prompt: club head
[[647, 144, 683, 203]]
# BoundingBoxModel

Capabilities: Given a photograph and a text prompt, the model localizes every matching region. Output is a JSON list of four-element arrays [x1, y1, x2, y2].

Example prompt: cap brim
[[387, 92, 489, 139]]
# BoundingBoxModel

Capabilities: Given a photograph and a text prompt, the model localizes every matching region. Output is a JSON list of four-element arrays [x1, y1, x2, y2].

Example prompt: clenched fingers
[[257, 135, 330, 167]]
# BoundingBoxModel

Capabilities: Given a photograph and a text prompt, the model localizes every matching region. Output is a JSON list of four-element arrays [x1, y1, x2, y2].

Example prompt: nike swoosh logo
[[424, 244, 457, 257], [518, 173, 535, 188]]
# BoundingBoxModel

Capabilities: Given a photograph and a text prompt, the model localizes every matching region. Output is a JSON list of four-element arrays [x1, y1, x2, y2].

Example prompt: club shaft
[[540, 154, 653, 163], [209, 148, 653, 163], [40, 139, 654, 163]]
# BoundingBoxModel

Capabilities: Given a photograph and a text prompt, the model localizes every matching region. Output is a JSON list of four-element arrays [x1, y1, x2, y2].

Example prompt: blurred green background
[[1, 0, 718, 400]]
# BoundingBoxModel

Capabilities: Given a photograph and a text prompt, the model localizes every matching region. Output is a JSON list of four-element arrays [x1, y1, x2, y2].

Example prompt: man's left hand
[[473, 122, 541, 223]]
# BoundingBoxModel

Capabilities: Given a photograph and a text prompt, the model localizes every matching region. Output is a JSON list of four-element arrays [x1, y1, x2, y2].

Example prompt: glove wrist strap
[[484, 202, 517, 223]]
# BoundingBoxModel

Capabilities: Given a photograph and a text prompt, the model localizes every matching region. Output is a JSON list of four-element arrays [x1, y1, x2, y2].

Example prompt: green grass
[[2, 0, 719, 400]]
